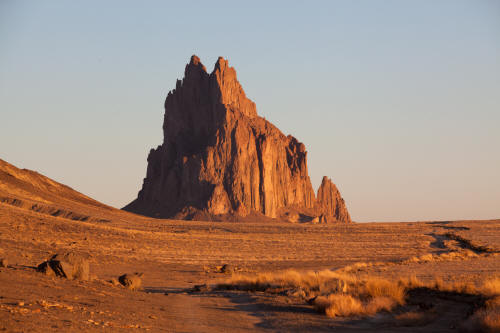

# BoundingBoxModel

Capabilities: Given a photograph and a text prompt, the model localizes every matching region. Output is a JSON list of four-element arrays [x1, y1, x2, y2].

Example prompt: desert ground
[[0, 159, 499, 332]]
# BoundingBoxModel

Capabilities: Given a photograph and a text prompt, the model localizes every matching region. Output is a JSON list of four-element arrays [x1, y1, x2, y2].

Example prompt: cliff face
[[124, 55, 351, 223]]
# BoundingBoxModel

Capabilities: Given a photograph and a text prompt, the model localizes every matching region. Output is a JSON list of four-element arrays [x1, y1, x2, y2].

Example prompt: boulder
[[118, 273, 143, 290], [37, 252, 90, 280], [0, 258, 8, 268]]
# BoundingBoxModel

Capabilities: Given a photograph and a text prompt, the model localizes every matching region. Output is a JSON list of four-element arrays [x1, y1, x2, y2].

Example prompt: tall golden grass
[[219, 269, 406, 318], [218, 269, 500, 330]]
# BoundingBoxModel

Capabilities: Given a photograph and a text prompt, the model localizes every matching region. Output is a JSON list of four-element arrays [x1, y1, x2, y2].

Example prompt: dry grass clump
[[314, 295, 362, 317], [220, 269, 354, 294], [312, 277, 405, 318], [364, 278, 406, 304], [398, 275, 478, 295], [219, 269, 405, 318], [313, 294, 399, 318], [219, 270, 500, 326], [403, 250, 478, 264], [481, 277, 500, 296]]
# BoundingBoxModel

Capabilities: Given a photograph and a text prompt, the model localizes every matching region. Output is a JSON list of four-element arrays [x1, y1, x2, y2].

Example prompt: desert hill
[[124, 56, 351, 223], [0, 158, 131, 224]]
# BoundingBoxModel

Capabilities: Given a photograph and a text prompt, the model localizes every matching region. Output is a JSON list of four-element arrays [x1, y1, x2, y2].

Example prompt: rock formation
[[37, 252, 90, 281], [124, 55, 351, 223], [317, 176, 351, 223]]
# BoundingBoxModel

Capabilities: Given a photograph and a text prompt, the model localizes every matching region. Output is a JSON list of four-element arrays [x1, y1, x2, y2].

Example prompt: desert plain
[[0, 159, 499, 332]]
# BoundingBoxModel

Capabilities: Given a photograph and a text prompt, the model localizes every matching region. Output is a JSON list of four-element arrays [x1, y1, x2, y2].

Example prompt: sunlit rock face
[[124, 55, 351, 223]]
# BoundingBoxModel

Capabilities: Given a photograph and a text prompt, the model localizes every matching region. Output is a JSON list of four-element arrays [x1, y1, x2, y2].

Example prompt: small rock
[[220, 264, 233, 274], [118, 273, 143, 290], [17, 301, 24, 307], [0, 258, 8, 268]]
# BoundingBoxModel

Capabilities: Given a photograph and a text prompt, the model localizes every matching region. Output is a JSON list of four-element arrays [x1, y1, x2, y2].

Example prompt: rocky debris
[[36, 252, 90, 280], [118, 273, 143, 290], [124, 55, 351, 223], [0, 258, 8, 268]]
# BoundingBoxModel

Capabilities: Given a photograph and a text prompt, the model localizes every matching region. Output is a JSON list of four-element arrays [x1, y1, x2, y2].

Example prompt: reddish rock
[[317, 177, 351, 223], [124, 55, 351, 223], [36, 252, 90, 281]]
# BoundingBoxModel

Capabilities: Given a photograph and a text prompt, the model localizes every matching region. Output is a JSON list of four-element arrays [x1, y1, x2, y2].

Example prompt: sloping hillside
[[0, 159, 124, 223]]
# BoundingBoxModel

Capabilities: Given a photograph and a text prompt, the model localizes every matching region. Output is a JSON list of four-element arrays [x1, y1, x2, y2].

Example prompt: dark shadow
[[143, 286, 188, 294], [426, 233, 448, 253], [426, 222, 470, 231]]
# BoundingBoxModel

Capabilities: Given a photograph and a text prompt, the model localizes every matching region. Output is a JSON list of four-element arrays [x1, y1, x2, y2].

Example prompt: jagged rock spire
[[124, 55, 351, 223]]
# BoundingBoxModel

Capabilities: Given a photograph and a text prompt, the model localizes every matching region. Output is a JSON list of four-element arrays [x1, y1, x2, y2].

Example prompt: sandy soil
[[0, 159, 499, 332], [1, 202, 499, 332]]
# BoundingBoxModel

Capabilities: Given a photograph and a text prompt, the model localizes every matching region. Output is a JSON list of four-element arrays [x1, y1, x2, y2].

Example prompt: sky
[[1, 0, 499, 222]]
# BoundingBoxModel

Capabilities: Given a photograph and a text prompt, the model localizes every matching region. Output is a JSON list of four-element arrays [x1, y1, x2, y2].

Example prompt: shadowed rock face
[[124, 55, 351, 223]]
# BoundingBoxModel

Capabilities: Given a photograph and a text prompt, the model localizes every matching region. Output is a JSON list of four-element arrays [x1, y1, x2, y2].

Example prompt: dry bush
[[219, 269, 500, 325], [220, 269, 405, 318], [223, 269, 356, 295], [481, 277, 500, 296], [403, 250, 478, 265], [363, 278, 406, 305], [323, 295, 363, 317], [398, 275, 424, 289], [312, 294, 397, 318], [365, 296, 397, 314], [398, 275, 476, 295]]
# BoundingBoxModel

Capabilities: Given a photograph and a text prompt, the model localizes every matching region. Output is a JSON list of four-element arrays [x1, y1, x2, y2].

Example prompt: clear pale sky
[[1, 1, 499, 222]]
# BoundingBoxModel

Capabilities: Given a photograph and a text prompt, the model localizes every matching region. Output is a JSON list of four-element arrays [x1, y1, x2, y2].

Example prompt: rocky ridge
[[124, 56, 351, 223]]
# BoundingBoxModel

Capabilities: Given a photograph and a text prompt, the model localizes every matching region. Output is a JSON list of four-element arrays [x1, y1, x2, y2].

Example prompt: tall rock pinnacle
[[124, 55, 351, 223]]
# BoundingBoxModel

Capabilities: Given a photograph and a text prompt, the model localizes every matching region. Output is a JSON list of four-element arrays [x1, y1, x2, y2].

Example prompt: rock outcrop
[[118, 273, 143, 290], [317, 176, 351, 223], [124, 55, 351, 223], [37, 252, 90, 281]]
